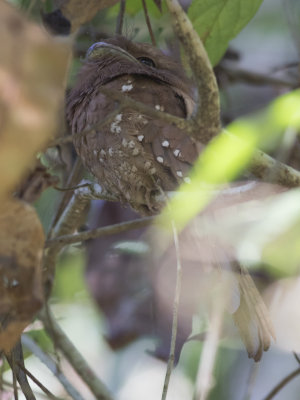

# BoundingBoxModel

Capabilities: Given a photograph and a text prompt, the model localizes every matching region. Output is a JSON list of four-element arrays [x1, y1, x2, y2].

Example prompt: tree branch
[[218, 65, 296, 87], [263, 368, 300, 400], [250, 148, 300, 187], [43, 181, 116, 297], [165, 0, 221, 142], [21, 335, 85, 400], [38, 308, 113, 400], [161, 221, 182, 400], [46, 216, 154, 247]]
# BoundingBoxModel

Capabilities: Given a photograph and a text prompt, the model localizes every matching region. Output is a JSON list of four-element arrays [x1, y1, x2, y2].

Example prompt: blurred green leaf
[[52, 250, 87, 301], [126, 0, 162, 17], [188, 0, 264, 65], [222, 89, 300, 153], [158, 128, 257, 230]]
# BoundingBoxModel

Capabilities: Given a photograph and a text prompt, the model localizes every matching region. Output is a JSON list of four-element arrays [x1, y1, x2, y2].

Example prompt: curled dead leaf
[[0, 199, 45, 353], [0, 2, 70, 202]]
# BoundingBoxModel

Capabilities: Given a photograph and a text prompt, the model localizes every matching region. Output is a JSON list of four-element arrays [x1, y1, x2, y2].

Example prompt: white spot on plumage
[[157, 156, 164, 163], [122, 84, 133, 92], [110, 113, 123, 133], [122, 138, 128, 147], [128, 140, 135, 149], [155, 105, 161, 110], [162, 140, 169, 147], [93, 150, 97, 155], [184, 177, 191, 184], [100, 149, 106, 156], [99, 158, 104, 163], [176, 170, 183, 177], [108, 148, 113, 156], [138, 135, 144, 142], [173, 149, 181, 157]]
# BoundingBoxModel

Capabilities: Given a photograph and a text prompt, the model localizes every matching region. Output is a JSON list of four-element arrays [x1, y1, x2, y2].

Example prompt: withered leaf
[[0, 2, 70, 203], [0, 199, 45, 353]]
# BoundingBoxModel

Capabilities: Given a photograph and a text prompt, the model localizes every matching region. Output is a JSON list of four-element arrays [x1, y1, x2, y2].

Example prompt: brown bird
[[67, 38, 276, 362], [67, 36, 202, 215]]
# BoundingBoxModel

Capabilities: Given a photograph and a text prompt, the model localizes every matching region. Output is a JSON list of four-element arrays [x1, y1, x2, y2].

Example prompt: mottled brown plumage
[[67, 38, 276, 362], [67, 36, 202, 215]]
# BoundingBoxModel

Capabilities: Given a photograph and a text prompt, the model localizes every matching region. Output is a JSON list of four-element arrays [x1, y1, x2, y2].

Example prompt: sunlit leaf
[[158, 128, 257, 230], [188, 0, 264, 65], [270, 89, 300, 130]]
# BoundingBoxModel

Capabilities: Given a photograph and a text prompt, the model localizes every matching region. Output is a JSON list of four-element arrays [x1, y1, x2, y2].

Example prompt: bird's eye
[[137, 57, 156, 68]]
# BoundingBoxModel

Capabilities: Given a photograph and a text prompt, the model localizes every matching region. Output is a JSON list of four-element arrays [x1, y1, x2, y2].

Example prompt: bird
[[66, 36, 203, 215], [67, 37, 276, 362]]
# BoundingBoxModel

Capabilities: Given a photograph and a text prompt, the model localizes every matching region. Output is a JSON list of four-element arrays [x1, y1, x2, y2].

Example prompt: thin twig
[[161, 221, 182, 400], [39, 308, 113, 400], [54, 182, 91, 192], [43, 181, 116, 296], [218, 65, 296, 87], [194, 294, 225, 400], [6, 342, 36, 400], [48, 135, 73, 148], [15, 362, 63, 400], [141, 0, 156, 46], [263, 368, 300, 400], [21, 335, 85, 400], [46, 216, 154, 247], [116, 0, 126, 35], [49, 157, 84, 233], [12, 363, 18, 400], [294, 352, 300, 364]]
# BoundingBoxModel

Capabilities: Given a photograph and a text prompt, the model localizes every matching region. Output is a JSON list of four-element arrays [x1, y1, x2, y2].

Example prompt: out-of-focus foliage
[[188, 0, 264, 65], [52, 0, 119, 32]]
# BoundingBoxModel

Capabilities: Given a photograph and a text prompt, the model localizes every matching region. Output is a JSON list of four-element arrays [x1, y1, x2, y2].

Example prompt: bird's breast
[[71, 74, 202, 214]]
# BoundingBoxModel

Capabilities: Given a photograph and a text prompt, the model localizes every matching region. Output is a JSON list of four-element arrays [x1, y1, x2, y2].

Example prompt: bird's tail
[[233, 266, 275, 361]]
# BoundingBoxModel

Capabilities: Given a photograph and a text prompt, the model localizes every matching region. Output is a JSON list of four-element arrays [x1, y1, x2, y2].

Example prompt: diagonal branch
[[46, 216, 154, 247], [43, 181, 116, 297], [263, 367, 300, 400], [165, 0, 221, 142], [39, 308, 113, 400], [21, 335, 85, 400]]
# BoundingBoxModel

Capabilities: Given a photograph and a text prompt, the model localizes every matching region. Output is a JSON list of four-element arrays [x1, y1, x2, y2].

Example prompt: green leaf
[[158, 127, 257, 231], [188, 0, 264, 65]]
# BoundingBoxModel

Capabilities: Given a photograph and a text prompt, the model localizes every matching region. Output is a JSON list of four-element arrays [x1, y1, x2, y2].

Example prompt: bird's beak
[[86, 42, 139, 65]]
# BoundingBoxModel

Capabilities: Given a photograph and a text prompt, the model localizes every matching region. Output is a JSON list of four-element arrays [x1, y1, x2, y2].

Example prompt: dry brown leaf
[[54, 0, 120, 32], [0, 199, 45, 353], [0, 2, 70, 202]]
